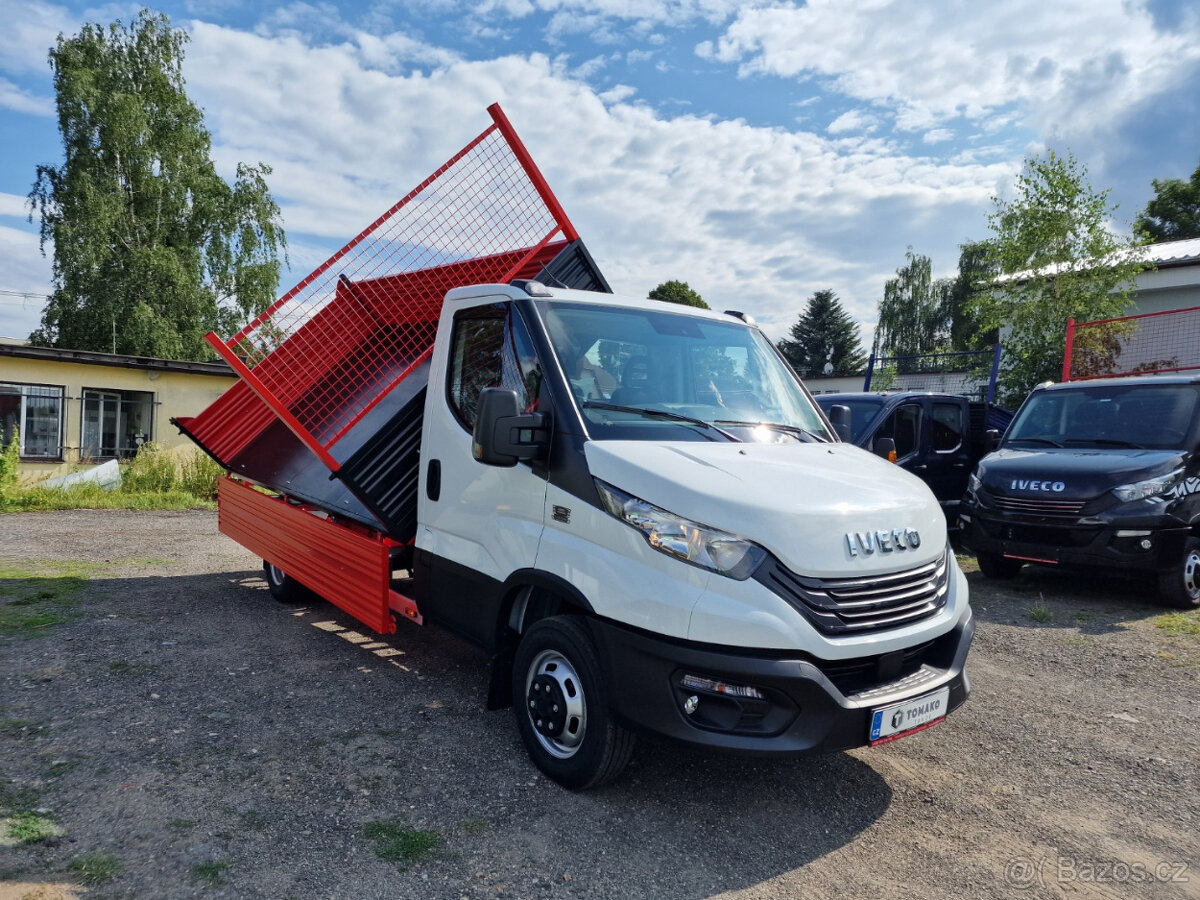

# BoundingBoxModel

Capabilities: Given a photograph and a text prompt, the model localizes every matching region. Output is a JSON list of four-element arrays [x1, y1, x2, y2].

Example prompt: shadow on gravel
[[3, 566, 895, 898], [965, 564, 1170, 634]]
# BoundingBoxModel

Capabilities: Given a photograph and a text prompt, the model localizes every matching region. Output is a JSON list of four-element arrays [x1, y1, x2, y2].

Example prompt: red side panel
[[181, 380, 278, 467], [217, 477, 410, 635]]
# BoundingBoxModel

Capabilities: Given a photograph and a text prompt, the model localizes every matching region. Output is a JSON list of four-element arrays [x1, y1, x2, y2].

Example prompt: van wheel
[[512, 616, 634, 790], [975, 551, 1023, 579], [262, 561, 307, 603], [1158, 538, 1200, 609]]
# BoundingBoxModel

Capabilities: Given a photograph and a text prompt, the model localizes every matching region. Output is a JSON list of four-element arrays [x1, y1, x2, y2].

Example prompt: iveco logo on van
[[846, 528, 921, 557], [1011, 480, 1066, 492]]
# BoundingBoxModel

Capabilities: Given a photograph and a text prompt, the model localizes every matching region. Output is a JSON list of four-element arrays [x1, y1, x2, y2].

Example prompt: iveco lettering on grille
[[846, 528, 922, 557], [1011, 480, 1066, 492]]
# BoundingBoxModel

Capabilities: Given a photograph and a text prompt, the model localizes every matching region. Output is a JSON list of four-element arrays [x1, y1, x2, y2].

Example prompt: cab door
[[921, 399, 973, 506], [415, 299, 549, 644]]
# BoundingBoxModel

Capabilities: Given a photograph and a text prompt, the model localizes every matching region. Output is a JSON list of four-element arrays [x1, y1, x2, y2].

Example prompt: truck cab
[[960, 375, 1200, 608], [418, 284, 974, 786]]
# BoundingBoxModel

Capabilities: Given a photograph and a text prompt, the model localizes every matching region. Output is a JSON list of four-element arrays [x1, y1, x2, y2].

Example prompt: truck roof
[[444, 282, 758, 326], [1039, 373, 1200, 391]]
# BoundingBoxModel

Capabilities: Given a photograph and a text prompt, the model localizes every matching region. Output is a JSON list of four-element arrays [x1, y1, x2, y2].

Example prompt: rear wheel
[[1157, 538, 1200, 609], [262, 561, 308, 603], [512, 616, 634, 790], [975, 551, 1023, 579]]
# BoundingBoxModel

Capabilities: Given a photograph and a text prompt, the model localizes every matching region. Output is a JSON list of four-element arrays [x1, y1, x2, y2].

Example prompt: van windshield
[[536, 301, 832, 443], [1004, 382, 1200, 451]]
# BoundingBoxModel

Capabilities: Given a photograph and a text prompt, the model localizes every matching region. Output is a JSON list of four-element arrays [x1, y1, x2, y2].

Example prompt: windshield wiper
[[1010, 437, 1064, 447], [583, 401, 741, 442], [713, 420, 829, 443], [1064, 437, 1145, 449]]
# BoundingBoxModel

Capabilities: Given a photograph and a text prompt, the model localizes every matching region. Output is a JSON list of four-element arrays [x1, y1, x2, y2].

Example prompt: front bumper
[[960, 503, 1189, 574], [585, 609, 973, 756]]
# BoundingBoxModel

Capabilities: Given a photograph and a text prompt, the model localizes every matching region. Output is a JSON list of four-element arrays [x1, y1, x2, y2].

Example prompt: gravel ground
[[0, 509, 1197, 900]]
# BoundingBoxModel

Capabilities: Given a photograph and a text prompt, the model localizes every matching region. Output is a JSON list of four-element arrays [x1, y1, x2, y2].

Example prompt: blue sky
[[1, 0, 1198, 349]]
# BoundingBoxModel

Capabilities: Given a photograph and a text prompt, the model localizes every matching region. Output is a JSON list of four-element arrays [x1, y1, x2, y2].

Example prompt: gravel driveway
[[1, 509, 1197, 899]]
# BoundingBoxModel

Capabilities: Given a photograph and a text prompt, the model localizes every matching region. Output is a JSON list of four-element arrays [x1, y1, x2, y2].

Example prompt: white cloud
[[707, 0, 1200, 141], [0, 77, 53, 116], [0, 223, 51, 338], [827, 110, 878, 135], [175, 20, 1012, 341]]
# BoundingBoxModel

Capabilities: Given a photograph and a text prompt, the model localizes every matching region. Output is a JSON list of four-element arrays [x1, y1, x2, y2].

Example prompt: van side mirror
[[873, 436, 898, 463], [828, 404, 852, 442], [472, 388, 549, 467], [986, 428, 1001, 451]]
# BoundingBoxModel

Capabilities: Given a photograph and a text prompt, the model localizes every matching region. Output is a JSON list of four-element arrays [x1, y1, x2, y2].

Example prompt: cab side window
[[878, 404, 921, 458], [447, 304, 541, 432], [931, 402, 964, 452]]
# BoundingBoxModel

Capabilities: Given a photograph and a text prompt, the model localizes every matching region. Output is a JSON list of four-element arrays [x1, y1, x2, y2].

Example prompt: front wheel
[[975, 551, 1023, 579], [512, 616, 634, 790], [1157, 538, 1200, 609]]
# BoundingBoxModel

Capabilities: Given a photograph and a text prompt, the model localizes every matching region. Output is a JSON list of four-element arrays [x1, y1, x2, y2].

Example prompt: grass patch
[[2, 810, 63, 845], [0, 562, 97, 638], [1027, 604, 1053, 623], [68, 851, 122, 885], [460, 818, 489, 834], [1154, 611, 1200, 637], [1, 483, 215, 512], [190, 861, 232, 885], [361, 819, 443, 867], [167, 818, 196, 832]]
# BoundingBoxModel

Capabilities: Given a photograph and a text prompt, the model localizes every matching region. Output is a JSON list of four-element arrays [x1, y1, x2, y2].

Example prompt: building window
[[80, 388, 155, 460], [0, 383, 65, 460]]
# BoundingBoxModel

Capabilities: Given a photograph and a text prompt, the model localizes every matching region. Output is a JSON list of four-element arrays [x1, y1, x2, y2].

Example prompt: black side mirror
[[873, 436, 897, 462], [986, 428, 1001, 451], [472, 388, 549, 467], [828, 404, 852, 442]]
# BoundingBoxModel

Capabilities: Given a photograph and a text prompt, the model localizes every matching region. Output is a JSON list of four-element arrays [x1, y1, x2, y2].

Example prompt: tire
[[1157, 537, 1200, 609], [512, 616, 635, 790], [262, 560, 309, 603], [975, 551, 1023, 580]]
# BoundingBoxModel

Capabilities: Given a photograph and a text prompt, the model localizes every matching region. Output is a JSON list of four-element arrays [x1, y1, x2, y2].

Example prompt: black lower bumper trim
[[584, 611, 974, 756]]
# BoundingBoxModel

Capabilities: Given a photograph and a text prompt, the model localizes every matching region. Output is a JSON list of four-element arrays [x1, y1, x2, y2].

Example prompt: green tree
[[777, 289, 866, 377], [1135, 160, 1200, 242], [648, 280, 709, 309], [28, 10, 286, 360], [973, 150, 1148, 405], [946, 241, 999, 352], [872, 249, 951, 362]]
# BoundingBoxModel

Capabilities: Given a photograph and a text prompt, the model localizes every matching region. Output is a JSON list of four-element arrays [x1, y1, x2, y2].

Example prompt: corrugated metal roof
[[996, 235, 1200, 284]]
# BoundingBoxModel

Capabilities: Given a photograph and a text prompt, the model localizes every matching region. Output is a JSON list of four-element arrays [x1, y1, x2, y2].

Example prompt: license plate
[[870, 687, 950, 744]]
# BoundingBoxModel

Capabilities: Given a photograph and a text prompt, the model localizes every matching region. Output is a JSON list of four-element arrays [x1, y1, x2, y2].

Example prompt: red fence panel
[[1064, 305, 1200, 381]]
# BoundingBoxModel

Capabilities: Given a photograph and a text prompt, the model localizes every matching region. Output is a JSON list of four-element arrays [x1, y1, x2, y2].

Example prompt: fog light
[[1141, 539, 1153, 550], [680, 673, 766, 700], [683, 695, 699, 715]]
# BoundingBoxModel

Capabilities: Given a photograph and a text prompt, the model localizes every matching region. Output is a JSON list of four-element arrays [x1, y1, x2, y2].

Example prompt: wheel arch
[[485, 569, 596, 711]]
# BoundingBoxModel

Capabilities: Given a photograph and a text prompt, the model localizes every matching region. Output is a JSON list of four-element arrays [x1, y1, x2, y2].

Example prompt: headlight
[[1111, 469, 1182, 503], [967, 472, 982, 494], [595, 480, 766, 580]]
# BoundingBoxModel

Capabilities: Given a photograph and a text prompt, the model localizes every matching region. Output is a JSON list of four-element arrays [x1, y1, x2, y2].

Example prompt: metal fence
[[863, 346, 1002, 401]]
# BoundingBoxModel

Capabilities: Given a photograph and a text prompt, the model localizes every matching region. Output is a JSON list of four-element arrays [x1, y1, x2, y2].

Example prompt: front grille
[[992, 496, 1087, 515], [756, 550, 950, 636]]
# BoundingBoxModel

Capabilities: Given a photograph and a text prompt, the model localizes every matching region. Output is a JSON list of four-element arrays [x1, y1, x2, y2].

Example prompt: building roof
[[995, 235, 1200, 285], [0, 341, 234, 377]]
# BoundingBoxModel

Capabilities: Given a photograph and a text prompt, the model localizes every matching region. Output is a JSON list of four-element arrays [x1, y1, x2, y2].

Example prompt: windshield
[[1005, 382, 1200, 451], [536, 301, 832, 443], [814, 396, 886, 442]]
